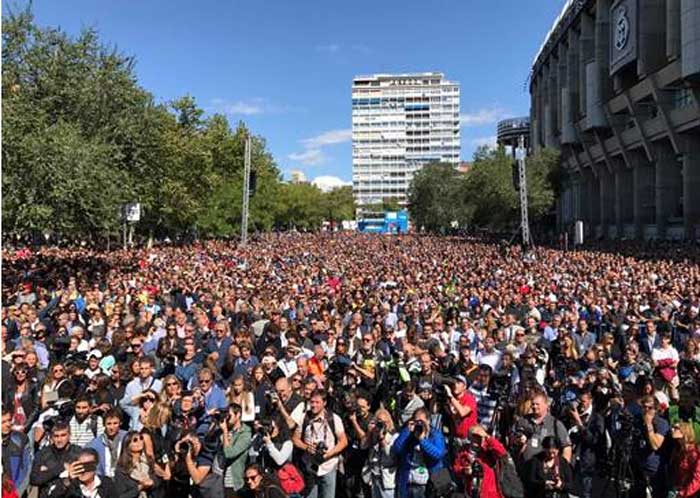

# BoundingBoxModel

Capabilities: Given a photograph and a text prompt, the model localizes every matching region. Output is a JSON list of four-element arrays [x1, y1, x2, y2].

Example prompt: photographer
[[222, 403, 252, 497], [631, 395, 669, 498], [345, 391, 373, 497], [566, 388, 605, 498], [270, 377, 305, 431], [292, 389, 348, 498], [453, 424, 507, 498], [30, 420, 81, 498], [514, 392, 572, 464], [391, 408, 447, 498], [48, 447, 118, 498], [175, 428, 224, 498], [362, 409, 398, 498], [259, 417, 293, 470], [522, 436, 575, 498]]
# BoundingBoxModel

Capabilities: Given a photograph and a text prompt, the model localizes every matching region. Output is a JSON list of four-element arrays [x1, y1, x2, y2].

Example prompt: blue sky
[[16, 0, 566, 185]]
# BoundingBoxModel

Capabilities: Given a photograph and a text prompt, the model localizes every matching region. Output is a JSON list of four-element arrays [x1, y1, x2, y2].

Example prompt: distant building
[[530, 0, 700, 240], [352, 72, 460, 217], [290, 170, 307, 184], [457, 162, 472, 174]]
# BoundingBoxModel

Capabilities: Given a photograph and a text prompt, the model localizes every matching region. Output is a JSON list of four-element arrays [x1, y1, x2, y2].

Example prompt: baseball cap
[[453, 375, 467, 385], [88, 350, 103, 360]]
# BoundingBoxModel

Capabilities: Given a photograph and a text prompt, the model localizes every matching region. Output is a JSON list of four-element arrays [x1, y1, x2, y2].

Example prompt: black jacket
[[6, 380, 40, 432], [114, 467, 162, 498], [30, 444, 82, 498], [48, 475, 118, 498], [571, 410, 606, 476], [523, 454, 576, 498]]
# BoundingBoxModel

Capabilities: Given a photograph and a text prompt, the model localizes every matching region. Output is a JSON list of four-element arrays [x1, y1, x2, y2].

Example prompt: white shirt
[[476, 349, 502, 371], [652, 346, 679, 363]]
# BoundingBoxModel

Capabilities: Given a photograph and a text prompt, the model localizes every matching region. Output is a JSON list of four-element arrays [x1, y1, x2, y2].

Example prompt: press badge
[[531, 438, 539, 448]]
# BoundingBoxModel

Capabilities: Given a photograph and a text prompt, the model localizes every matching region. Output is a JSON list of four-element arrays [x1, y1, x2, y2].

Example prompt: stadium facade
[[530, 0, 700, 240], [352, 72, 460, 217]]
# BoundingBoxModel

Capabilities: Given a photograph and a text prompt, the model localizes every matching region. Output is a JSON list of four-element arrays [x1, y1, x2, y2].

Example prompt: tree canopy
[[2, 10, 354, 242], [407, 147, 559, 232]]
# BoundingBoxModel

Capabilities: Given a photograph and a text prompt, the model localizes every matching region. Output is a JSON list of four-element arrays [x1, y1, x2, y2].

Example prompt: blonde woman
[[669, 422, 700, 497], [160, 374, 182, 405], [227, 374, 255, 422], [362, 408, 398, 498], [141, 402, 173, 486]]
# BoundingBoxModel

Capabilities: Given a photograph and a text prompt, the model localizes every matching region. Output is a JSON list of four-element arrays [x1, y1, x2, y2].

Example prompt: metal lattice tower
[[516, 135, 533, 247], [241, 136, 251, 246]]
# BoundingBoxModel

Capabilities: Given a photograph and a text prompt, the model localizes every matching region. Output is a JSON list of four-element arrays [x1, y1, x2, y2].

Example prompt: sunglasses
[[292, 378, 302, 383], [244, 475, 260, 481], [130, 435, 143, 442], [131, 343, 142, 348], [199, 379, 212, 384]]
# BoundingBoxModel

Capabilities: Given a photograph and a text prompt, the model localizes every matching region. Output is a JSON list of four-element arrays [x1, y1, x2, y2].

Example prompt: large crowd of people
[[2, 232, 700, 498]]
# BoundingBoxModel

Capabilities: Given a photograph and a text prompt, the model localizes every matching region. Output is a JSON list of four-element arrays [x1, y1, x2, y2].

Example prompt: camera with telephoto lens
[[256, 418, 273, 437], [308, 441, 328, 474], [375, 419, 386, 434], [264, 390, 279, 405], [178, 440, 192, 455], [413, 420, 426, 438]]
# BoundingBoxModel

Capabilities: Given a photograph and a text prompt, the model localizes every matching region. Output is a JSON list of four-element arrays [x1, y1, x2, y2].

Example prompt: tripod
[[600, 442, 635, 498]]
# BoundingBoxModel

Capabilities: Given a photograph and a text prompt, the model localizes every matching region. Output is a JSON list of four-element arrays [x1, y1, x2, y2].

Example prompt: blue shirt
[[634, 414, 669, 474], [392, 425, 446, 498]]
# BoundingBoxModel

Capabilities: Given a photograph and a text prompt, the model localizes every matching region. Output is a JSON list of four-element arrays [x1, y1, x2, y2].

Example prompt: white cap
[[88, 350, 103, 360]]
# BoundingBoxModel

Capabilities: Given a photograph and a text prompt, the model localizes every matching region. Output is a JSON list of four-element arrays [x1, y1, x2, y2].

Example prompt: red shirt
[[453, 390, 478, 438]]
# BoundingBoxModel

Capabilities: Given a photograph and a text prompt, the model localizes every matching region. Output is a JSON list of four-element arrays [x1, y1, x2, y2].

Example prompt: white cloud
[[312, 175, 351, 192], [301, 129, 352, 149], [460, 107, 512, 127], [288, 149, 326, 166], [470, 136, 498, 148], [209, 98, 304, 116], [288, 128, 352, 167], [316, 44, 340, 53]]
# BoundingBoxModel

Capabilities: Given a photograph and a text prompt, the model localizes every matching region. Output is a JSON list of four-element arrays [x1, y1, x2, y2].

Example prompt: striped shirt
[[468, 384, 497, 430], [70, 415, 104, 447]]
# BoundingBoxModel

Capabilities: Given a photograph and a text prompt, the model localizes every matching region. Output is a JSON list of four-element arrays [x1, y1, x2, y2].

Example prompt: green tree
[[320, 186, 356, 224], [274, 183, 324, 230], [407, 163, 468, 232], [462, 146, 559, 229]]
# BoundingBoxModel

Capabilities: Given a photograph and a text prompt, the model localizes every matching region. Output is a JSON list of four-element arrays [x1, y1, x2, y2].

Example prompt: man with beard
[[69, 395, 104, 447]]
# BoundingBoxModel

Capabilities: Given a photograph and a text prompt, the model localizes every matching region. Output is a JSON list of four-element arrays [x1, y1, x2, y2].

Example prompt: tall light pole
[[516, 135, 533, 247], [241, 136, 251, 246]]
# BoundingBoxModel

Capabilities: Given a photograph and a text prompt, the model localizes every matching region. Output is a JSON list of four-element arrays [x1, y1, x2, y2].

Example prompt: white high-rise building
[[352, 72, 460, 217]]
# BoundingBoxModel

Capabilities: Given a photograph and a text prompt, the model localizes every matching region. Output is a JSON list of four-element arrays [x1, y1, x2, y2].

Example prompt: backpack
[[276, 463, 305, 495], [495, 454, 525, 498]]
